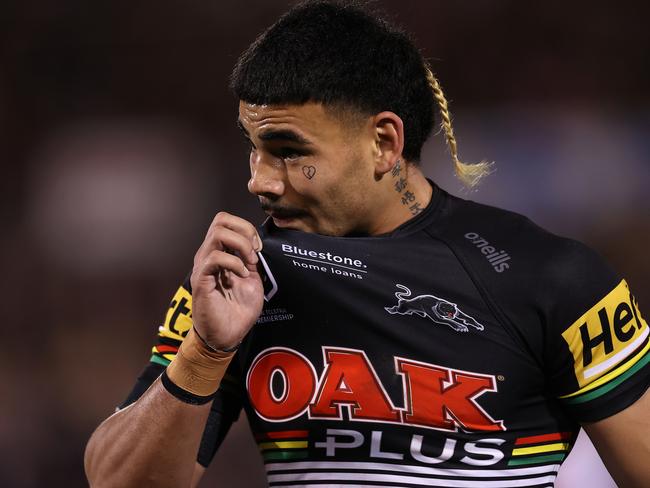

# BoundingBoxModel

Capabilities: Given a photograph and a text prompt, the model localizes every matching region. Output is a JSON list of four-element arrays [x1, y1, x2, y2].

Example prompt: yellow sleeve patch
[[561, 280, 648, 388], [158, 286, 193, 341]]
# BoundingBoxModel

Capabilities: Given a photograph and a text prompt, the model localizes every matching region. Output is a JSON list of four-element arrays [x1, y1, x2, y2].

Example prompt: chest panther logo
[[385, 284, 484, 333]]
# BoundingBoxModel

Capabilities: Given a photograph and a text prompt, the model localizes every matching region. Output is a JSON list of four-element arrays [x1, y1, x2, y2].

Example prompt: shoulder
[[426, 192, 625, 366], [427, 195, 648, 423], [430, 193, 620, 303]]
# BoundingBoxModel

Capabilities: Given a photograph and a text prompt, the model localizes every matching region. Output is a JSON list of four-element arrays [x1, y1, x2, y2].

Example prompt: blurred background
[[1, 0, 648, 486]]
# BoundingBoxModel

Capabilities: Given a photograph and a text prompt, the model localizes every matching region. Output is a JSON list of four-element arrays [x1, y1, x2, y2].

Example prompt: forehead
[[238, 101, 353, 142]]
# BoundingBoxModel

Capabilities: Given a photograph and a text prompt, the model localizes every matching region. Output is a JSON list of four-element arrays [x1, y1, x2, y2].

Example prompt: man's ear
[[372, 111, 404, 177]]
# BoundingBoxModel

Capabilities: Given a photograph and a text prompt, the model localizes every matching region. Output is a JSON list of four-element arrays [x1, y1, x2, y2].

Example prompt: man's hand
[[191, 212, 264, 351], [85, 212, 265, 488]]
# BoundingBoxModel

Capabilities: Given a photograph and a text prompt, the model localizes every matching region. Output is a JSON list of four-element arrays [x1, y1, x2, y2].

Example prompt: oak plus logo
[[385, 284, 484, 333], [464, 232, 511, 273], [246, 347, 505, 433]]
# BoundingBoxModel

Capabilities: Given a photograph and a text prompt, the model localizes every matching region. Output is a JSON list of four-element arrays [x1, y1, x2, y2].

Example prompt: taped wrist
[[161, 370, 215, 405], [163, 327, 235, 402]]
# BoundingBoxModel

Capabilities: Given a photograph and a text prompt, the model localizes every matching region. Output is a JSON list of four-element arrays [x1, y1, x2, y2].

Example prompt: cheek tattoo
[[302, 165, 316, 179]]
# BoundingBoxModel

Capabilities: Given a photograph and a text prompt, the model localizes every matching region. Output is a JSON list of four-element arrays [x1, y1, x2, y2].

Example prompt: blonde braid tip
[[425, 65, 494, 188]]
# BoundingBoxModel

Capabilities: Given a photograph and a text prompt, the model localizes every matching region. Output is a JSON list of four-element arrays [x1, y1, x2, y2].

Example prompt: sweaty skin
[[84, 102, 433, 487], [583, 389, 650, 488], [84, 211, 264, 488], [84, 100, 650, 487], [240, 102, 433, 237]]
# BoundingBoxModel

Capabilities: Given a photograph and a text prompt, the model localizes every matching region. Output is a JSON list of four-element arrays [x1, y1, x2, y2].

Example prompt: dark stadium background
[[1, 1, 648, 486]]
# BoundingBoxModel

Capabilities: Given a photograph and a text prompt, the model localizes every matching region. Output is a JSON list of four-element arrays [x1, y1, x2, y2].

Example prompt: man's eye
[[279, 148, 303, 161]]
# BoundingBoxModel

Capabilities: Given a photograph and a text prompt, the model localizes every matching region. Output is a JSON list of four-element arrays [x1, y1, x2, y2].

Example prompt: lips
[[265, 209, 308, 231], [267, 210, 298, 220], [261, 204, 306, 221]]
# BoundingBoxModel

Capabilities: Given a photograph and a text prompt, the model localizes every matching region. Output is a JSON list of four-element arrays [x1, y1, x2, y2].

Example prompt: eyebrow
[[236, 119, 312, 146]]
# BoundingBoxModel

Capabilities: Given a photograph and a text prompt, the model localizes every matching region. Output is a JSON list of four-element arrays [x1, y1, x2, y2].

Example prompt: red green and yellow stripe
[[257, 430, 309, 462], [508, 453, 567, 467], [514, 432, 572, 446], [150, 344, 179, 366], [560, 345, 650, 405], [508, 432, 572, 466]]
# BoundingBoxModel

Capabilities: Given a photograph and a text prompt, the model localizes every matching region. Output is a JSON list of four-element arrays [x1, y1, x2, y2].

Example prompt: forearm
[[84, 378, 210, 488], [85, 213, 263, 486], [86, 328, 236, 487]]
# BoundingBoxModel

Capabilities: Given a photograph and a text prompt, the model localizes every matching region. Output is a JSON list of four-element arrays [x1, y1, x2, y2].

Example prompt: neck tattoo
[[391, 160, 424, 215]]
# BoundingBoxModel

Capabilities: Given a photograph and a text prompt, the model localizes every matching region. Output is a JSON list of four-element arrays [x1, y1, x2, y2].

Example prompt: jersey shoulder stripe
[[427, 191, 648, 422]]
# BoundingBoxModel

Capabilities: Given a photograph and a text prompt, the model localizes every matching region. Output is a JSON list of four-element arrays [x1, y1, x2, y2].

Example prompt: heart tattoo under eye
[[302, 165, 316, 179]]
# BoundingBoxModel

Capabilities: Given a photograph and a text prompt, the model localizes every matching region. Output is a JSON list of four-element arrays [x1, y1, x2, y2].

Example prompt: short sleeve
[[119, 272, 245, 466], [150, 274, 194, 368], [118, 274, 193, 409], [543, 241, 650, 422]]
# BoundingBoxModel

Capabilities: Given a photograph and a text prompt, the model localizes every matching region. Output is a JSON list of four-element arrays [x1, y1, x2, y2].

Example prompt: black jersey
[[123, 185, 649, 487]]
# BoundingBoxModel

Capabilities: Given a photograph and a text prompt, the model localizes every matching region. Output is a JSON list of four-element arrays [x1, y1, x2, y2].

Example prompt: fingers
[[192, 212, 263, 292], [208, 212, 262, 253], [198, 250, 251, 280], [194, 212, 261, 270], [195, 226, 257, 269]]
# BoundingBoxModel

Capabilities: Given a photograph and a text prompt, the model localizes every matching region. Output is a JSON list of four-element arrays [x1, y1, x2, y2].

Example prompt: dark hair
[[230, 0, 434, 162]]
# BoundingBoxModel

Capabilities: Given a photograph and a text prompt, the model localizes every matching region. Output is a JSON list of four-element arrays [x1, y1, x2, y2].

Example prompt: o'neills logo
[[464, 232, 511, 273], [246, 347, 505, 433]]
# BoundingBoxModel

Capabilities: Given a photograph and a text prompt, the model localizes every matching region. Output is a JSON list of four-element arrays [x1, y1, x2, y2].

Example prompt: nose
[[247, 153, 285, 197]]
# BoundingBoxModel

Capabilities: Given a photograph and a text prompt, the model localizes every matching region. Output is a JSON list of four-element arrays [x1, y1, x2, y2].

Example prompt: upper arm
[[534, 239, 649, 422], [583, 387, 650, 488], [549, 277, 649, 421], [540, 243, 650, 486], [191, 463, 206, 488]]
